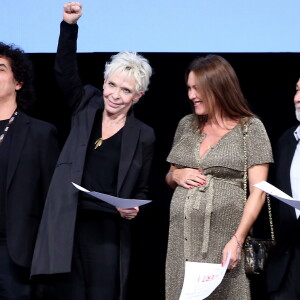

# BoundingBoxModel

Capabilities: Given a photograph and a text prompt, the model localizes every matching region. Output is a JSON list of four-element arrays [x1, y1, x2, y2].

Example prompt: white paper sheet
[[179, 251, 231, 300], [71, 182, 151, 209], [254, 181, 300, 209]]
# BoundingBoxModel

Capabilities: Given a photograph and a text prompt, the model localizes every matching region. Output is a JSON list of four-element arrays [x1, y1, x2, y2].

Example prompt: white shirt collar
[[294, 125, 300, 142]]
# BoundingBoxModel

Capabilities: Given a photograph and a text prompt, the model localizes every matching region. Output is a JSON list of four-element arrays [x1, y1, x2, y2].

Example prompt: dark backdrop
[[29, 52, 300, 300]]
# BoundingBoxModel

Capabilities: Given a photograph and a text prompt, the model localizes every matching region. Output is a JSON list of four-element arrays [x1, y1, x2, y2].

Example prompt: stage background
[[27, 51, 300, 300], [2, 0, 300, 53], [2, 0, 300, 298]]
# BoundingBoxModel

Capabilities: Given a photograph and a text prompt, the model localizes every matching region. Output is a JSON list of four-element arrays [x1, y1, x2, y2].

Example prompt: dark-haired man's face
[[0, 57, 22, 103]]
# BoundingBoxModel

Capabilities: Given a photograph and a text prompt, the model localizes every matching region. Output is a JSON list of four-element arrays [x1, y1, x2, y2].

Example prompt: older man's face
[[295, 79, 300, 122]]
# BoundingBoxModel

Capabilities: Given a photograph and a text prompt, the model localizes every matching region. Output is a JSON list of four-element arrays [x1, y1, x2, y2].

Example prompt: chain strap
[[242, 122, 275, 242], [266, 194, 275, 241]]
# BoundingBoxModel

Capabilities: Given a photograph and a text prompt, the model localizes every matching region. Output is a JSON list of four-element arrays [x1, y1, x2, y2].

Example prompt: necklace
[[94, 115, 126, 149], [94, 137, 103, 149], [0, 110, 18, 145]]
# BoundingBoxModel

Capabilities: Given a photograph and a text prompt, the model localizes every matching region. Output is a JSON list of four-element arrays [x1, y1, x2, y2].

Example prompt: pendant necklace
[[94, 115, 125, 149], [94, 116, 103, 149], [94, 137, 103, 149]]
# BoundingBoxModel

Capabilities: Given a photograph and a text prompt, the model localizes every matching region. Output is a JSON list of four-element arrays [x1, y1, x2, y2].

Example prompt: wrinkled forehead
[[107, 69, 136, 80], [106, 70, 138, 89]]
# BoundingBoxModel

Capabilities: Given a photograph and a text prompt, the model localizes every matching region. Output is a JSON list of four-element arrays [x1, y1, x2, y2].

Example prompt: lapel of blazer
[[86, 96, 102, 137], [117, 110, 140, 195], [6, 112, 30, 190], [71, 95, 103, 183], [283, 129, 298, 220]]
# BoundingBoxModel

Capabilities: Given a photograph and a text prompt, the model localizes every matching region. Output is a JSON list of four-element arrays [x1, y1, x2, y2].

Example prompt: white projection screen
[[1, 0, 300, 53]]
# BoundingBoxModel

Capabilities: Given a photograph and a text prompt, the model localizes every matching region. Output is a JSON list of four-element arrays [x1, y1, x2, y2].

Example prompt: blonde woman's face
[[103, 72, 143, 116]]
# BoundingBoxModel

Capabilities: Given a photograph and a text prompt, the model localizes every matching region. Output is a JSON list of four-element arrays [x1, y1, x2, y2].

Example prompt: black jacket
[[266, 125, 299, 292], [31, 21, 155, 293], [5, 112, 59, 268]]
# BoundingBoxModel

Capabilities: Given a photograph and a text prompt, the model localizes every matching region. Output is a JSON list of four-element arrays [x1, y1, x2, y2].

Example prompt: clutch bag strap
[[242, 121, 275, 242]]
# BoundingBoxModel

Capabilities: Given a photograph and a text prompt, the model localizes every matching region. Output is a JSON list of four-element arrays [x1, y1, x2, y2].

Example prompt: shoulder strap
[[242, 120, 275, 242]]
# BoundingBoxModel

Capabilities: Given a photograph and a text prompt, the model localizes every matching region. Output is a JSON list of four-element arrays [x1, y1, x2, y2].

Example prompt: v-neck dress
[[165, 114, 273, 300]]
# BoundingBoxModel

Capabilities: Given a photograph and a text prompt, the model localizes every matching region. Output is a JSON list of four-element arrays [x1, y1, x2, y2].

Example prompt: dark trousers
[[0, 237, 32, 300], [269, 250, 300, 300], [36, 210, 121, 300]]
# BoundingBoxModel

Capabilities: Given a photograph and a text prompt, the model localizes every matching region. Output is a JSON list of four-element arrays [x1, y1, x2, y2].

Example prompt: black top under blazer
[[266, 125, 299, 292], [5, 112, 59, 268], [31, 21, 155, 282]]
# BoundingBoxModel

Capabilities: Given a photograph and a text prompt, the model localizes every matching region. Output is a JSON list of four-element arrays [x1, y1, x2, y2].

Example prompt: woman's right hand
[[168, 167, 206, 189], [63, 2, 83, 24]]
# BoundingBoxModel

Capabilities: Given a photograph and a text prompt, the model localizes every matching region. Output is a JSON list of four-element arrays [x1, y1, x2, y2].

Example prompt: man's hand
[[117, 207, 139, 220], [63, 2, 82, 24]]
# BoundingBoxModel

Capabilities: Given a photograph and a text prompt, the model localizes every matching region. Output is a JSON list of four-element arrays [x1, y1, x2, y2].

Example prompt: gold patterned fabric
[[165, 114, 273, 300]]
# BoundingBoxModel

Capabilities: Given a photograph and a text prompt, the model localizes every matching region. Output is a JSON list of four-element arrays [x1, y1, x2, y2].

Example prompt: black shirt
[[0, 118, 14, 235], [80, 110, 122, 212]]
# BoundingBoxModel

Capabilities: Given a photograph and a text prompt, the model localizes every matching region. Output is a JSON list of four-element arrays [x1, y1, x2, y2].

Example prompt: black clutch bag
[[244, 235, 275, 275], [242, 122, 275, 276]]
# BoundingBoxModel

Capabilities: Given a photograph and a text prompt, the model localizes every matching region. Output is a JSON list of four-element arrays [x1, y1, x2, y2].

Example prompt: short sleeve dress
[[165, 114, 273, 300]]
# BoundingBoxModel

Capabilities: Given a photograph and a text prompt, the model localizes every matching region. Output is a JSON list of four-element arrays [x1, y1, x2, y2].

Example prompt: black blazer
[[5, 112, 59, 268], [266, 125, 299, 292], [31, 21, 155, 283]]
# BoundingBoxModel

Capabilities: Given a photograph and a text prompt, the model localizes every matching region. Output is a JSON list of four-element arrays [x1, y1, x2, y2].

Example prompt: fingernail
[[203, 182, 206, 185]]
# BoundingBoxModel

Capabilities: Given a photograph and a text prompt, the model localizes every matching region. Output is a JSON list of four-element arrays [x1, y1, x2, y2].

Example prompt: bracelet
[[234, 234, 243, 248]]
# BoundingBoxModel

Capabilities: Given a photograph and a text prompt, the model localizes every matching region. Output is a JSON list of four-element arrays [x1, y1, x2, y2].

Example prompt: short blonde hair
[[104, 52, 152, 93]]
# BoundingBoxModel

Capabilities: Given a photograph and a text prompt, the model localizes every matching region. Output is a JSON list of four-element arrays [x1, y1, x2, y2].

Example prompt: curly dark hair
[[0, 42, 35, 111]]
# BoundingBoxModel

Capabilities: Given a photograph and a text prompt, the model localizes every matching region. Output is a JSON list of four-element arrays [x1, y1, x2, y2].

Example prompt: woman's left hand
[[220, 164, 269, 269], [222, 236, 243, 269], [117, 207, 139, 220]]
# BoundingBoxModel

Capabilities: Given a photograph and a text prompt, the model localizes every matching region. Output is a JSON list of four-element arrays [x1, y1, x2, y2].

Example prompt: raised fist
[[63, 2, 82, 24]]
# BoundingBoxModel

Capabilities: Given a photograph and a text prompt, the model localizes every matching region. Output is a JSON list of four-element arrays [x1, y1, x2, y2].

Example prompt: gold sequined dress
[[166, 114, 273, 300]]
